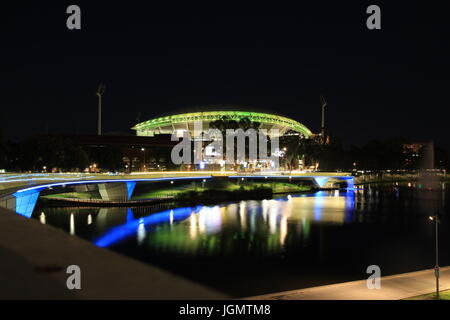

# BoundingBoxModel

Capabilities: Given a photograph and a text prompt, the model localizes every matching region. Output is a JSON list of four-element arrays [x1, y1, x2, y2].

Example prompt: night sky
[[1, 3, 449, 148]]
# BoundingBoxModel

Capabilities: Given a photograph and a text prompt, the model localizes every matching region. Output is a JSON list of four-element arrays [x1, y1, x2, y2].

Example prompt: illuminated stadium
[[132, 110, 313, 138]]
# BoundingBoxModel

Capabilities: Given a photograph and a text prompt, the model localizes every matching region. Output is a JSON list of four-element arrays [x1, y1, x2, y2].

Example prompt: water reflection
[[35, 184, 448, 259], [39, 212, 46, 224], [32, 184, 450, 296], [69, 213, 75, 236], [83, 190, 355, 257]]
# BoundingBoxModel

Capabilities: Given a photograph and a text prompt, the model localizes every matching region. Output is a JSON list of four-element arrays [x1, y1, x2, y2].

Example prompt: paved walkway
[[0, 207, 228, 299], [247, 267, 450, 300]]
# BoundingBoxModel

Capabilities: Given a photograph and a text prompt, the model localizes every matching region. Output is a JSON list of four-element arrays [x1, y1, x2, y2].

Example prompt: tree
[[86, 145, 124, 172], [209, 116, 260, 169], [279, 130, 320, 172], [0, 128, 7, 169]]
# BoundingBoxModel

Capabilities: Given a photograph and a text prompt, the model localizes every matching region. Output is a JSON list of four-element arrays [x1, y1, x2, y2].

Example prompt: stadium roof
[[132, 110, 313, 137]]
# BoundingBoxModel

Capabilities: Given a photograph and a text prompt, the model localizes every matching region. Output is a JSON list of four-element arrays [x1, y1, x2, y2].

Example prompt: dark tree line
[[1, 129, 448, 173], [1, 135, 124, 172], [280, 133, 450, 171]]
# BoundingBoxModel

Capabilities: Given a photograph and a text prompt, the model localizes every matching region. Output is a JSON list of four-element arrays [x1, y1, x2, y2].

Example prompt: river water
[[32, 182, 449, 297]]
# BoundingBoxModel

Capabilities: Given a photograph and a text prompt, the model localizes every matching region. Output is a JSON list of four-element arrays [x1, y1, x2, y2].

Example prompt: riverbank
[[40, 180, 315, 207], [246, 266, 450, 300], [39, 196, 174, 207], [403, 289, 450, 300], [354, 173, 449, 185]]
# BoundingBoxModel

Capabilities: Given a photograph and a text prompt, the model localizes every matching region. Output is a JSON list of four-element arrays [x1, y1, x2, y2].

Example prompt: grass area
[[132, 181, 312, 200], [131, 187, 205, 199], [247, 182, 311, 193], [175, 186, 273, 203], [41, 192, 98, 199], [218, 182, 311, 193], [404, 289, 450, 300], [40, 181, 313, 203]]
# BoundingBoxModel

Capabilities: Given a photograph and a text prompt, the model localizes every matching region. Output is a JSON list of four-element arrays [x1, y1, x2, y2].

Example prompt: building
[[132, 110, 313, 138], [132, 108, 314, 171]]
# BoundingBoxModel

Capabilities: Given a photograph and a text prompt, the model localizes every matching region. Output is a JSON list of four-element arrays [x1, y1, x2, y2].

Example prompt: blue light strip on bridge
[[11, 176, 212, 218], [14, 176, 213, 193], [228, 175, 354, 188]]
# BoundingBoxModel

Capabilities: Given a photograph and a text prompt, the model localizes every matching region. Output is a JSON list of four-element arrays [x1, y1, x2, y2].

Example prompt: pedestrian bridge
[[0, 173, 354, 218]]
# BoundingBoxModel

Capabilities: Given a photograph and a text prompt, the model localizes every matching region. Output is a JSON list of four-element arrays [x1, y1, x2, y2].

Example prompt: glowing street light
[[429, 213, 440, 298], [141, 148, 146, 172], [96, 83, 106, 136]]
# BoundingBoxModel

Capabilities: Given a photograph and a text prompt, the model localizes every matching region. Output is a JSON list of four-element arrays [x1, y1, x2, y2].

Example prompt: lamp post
[[96, 83, 106, 135], [429, 213, 440, 298], [141, 148, 146, 172]]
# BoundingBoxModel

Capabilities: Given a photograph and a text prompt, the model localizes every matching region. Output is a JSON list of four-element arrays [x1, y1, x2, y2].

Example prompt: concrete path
[[0, 207, 228, 299], [247, 267, 450, 300]]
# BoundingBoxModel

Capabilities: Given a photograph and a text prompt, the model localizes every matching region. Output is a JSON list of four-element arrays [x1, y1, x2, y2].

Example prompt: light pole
[[141, 148, 146, 172], [96, 83, 106, 135], [320, 95, 327, 143], [429, 213, 440, 298]]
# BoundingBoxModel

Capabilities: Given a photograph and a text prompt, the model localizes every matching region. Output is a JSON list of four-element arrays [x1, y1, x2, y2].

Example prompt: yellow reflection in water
[[145, 192, 354, 256]]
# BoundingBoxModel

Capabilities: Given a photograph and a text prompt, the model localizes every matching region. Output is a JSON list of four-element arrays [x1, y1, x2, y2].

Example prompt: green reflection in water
[[34, 190, 355, 258], [137, 192, 353, 257]]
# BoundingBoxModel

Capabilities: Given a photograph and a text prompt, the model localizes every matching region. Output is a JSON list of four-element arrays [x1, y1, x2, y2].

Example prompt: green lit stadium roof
[[132, 111, 313, 137]]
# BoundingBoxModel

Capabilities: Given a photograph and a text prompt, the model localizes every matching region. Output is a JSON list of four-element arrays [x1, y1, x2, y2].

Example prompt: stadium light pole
[[320, 95, 327, 144], [96, 83, 106, 135]]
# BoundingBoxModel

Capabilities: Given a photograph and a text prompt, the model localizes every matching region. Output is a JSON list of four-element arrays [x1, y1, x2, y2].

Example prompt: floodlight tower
[[320, 95, 327, 144], [320, 95, 327, 137], [96, 83, 106, 135]]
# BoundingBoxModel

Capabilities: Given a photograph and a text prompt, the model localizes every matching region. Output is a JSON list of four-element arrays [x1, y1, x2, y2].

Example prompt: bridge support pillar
[[98, 182, 135, 201], [313, 176, 354, 189], [0, 194, 17, 212], [6, 189, 41, 218], [313, 177, 330, 188]]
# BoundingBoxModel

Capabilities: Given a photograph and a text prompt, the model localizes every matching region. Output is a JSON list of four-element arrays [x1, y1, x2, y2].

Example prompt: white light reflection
[[268, 205, 278, 234], [279, 215, 288, 245], [39, 212, 46, 224], [262, 199, 269, 222], [69, 213, 75, 235], [239, 201, 247, 230], [137, 218, 146, 245], [189, 213, 198, 239]]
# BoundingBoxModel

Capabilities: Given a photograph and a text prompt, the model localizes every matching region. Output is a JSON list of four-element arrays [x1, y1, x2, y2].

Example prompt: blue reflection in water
[[344, 190, 355, 222], [95, 206, 194, 247], [93, 190, 357, 249], [313, 192, 325, 220], [126, 208, 134, 222]]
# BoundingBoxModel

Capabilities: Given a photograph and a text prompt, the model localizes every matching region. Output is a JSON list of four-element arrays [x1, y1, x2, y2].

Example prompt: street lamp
[[141, 148, 146, 172], [429, 213, 440, 298]]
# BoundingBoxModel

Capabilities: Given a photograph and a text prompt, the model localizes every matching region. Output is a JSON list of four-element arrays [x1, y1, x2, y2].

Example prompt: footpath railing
[[45, 194, 176, 206]]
